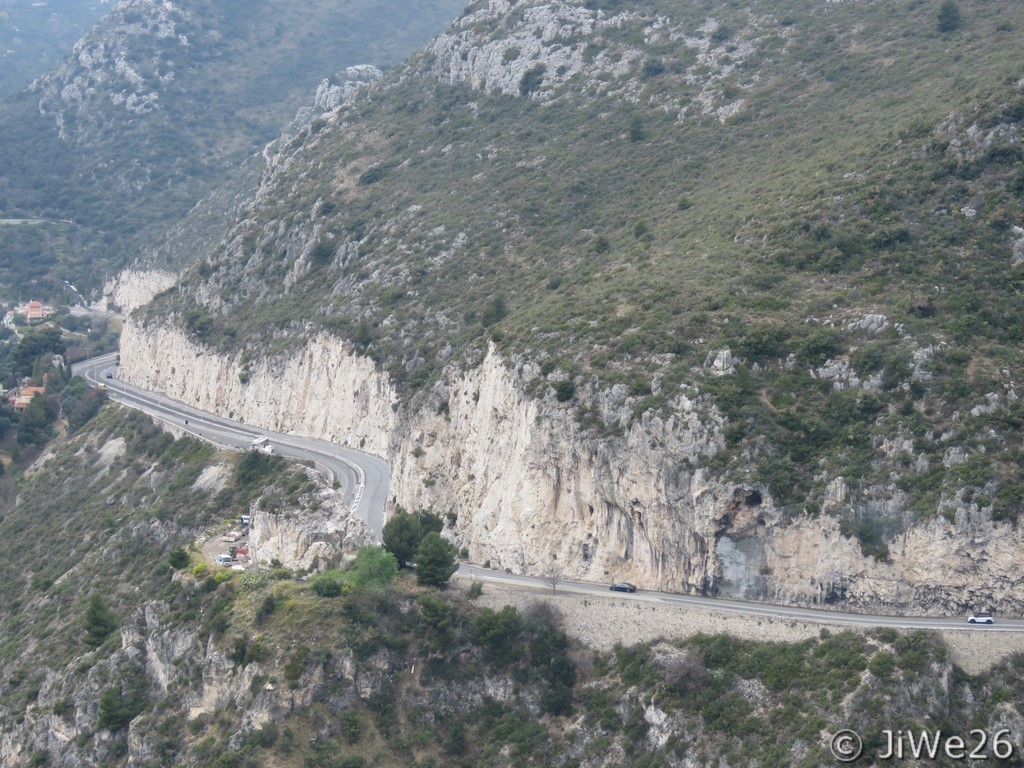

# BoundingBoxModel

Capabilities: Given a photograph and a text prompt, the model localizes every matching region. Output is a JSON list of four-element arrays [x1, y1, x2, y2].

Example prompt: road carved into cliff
[[73, 353, 389, 536], [73, 353, 1024, 634]]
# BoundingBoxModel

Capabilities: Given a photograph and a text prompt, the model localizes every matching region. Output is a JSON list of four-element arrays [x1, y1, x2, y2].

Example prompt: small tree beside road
[[544, 559, 563, 592], [351, 546, 398, 588], [382, 507, 444, 567], [415, 532, 458, 587]]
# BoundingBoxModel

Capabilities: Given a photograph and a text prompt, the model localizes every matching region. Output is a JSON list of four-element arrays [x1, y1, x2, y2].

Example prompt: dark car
[[610, 582, 637, 593], [105, 372, 113, 378]]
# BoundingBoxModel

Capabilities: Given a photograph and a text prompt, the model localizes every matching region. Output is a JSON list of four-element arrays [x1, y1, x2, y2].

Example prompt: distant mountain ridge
[[0, 0, 467, 298], [0, 0, 111, 97]]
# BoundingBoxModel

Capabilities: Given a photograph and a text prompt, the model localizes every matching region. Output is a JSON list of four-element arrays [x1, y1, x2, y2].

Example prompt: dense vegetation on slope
[[0, 0, 466, 299], [146, 0, 1024, 533], [2, 399, 1024, 767], [0, 407, 315, 697]]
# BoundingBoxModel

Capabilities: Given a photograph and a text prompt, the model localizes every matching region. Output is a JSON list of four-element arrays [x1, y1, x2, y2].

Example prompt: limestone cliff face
[[120, 318, 1024, 614], [100, 268, 178, 313], [120, 322, 397, 456], [766, 514, 1024, 614], [394, 350, 726, 592], [121, 318, 731, 594]]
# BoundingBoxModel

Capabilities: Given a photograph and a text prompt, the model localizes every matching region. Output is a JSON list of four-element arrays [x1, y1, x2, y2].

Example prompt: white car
[[968, 614, 994, 625]]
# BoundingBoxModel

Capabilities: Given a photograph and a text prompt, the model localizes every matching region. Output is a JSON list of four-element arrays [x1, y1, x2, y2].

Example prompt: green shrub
[[340, 711, 363, 745], [351, 546, 398, 588], [475, 606, 524, 666], [52, 698, 73, 718], [98, 669, 146, 731], [310, 239, 335, 267], [519, 64, 546, 96], [800, 328, 844, 365], [415, 532, 458, 587], [251, 722, 278, 748], [284, 646, 310, 687], [311, 571, 344, 597], [937, 0, 963, 33], [869, 650, 896, 681], [168, 546, 190, 569], [553, 380, 575, 402]]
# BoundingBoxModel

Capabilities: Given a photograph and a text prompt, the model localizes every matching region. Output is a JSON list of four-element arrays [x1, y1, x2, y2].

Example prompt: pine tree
[[382, 510, 421, 568], [83, 594, 118, 648], [937, 1, 962, 33], [414, 532, 458, 587]]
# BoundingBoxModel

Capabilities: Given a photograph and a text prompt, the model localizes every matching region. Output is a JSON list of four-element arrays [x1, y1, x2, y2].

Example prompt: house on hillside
[[25, 301, 52, 321], [9, 386, 45, 410], [6, 300, 56, 324]]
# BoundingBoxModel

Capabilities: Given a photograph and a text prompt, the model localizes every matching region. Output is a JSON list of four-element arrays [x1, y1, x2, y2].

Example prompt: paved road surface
[[73, 353, 390, 535], [458, 566, 1024, 632], [74, 353, 1023, 633]]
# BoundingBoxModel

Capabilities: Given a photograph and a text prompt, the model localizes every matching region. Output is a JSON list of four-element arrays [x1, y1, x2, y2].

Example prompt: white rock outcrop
[[120, 316, 1024, 614], [101, 268, 178, 314], [1012, 225, 1024, 266], [422, 0, 783, 120], [120, 323, 397, 456], [248, 488, 375, 571]]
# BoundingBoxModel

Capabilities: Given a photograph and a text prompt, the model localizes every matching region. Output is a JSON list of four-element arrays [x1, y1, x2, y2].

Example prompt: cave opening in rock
[[745, 490, 762, 506]]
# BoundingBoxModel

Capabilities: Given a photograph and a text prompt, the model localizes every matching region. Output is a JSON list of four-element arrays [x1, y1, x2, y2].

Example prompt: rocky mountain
[[0, 0, 111, 97], [118, 0, 1024, 614], [2, 406, 1024, 767], [0, 0, 467, 299]]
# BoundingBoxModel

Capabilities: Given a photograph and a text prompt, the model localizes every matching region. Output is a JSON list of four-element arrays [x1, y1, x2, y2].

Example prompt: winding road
[[73, 352, 1024, 633], [73, 353, 390, 535]]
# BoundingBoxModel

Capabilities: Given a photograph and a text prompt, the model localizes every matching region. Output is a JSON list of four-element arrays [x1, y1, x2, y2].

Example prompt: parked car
[[968, 614, 995, 624], [215, 553, 234, 565], [610, 582, 637, 593]]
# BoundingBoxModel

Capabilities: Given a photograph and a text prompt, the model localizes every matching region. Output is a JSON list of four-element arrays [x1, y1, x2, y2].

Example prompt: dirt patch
[[198, 525, 251, 570], [192, 463, 228, 493]]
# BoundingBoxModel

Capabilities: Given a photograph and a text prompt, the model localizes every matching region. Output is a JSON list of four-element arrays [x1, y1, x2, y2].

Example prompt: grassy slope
[[0, 406, 310, 708], [2, 401, 1024, 766], [147, 0, 1024, 531]]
